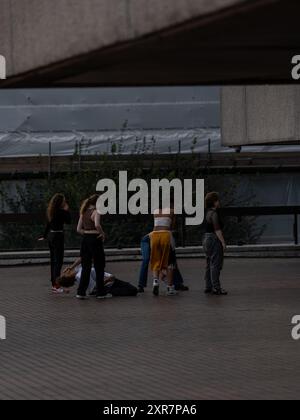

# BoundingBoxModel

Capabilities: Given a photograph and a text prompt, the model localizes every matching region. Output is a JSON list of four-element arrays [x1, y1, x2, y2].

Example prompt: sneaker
[[153, 280, 160, 296], [204, 288, 213, 294], [89, 288, 97, 297], [166, 287, 178, 296], [76, 294, 88, 300], [175, 284, 189, 292], [97, 293, 113, 300], [137, 287, 145, 293], [52, 287, 64, 294], [213, 288, 228, 296]]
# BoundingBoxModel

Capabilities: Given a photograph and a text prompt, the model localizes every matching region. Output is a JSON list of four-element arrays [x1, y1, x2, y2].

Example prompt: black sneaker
[[137, 287, 145, 293], [204, 288, 213, 294], [213, 288, 228, 296], [175, 284, 189, 292], [153, 281, 159, 296]]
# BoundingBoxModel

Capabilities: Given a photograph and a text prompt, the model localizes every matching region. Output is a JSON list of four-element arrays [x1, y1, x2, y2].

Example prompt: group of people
[[39, 191, 227, 300]]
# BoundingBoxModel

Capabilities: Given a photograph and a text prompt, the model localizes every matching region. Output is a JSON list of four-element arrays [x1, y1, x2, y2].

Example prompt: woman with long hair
[[76, 194, 111, 300], [39, 193, 71, 293]]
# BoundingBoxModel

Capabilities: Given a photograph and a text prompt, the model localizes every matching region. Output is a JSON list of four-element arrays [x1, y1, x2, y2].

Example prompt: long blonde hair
[[47, 193, 65, 222], [80, 194, 99, 216]]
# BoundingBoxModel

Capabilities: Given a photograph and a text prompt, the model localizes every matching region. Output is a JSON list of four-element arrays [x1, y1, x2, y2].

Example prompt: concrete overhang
[[1, 0, 300, 87], [222, 86, 300, 147]]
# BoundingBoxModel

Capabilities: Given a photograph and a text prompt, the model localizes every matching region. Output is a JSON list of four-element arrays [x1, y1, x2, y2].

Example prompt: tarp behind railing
[[0, 86, 222, 156], [1, 87, 300, 157]]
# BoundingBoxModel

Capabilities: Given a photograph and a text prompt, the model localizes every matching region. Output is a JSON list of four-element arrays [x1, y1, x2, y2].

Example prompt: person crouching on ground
[[203, 192, 228, 296], [57, 258, 138, 297], [150, 206, 177, 296], [76, 194, 111, 300]]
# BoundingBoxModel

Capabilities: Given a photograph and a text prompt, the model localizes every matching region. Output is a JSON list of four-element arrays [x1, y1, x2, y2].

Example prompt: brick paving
[[1, 258, 300, 400]]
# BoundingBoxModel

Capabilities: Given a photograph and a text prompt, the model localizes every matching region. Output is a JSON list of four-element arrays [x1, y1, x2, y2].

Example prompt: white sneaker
[[76, 294, 89, 300], [166, 287, 178, 296]]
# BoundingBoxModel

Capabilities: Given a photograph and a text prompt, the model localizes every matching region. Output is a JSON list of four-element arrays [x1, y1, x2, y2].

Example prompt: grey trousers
[[203, 233, 224, 290]]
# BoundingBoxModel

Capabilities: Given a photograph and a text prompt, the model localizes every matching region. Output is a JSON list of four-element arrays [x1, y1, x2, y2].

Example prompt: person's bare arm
[[104, 274, 116, 285], [94, 212, 105, 240], [77, 216, 84, 235], [215, 230, 226, 250], [64, 257, 82, 273]]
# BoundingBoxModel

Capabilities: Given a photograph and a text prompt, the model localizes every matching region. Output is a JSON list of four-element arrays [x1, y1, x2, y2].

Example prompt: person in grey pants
[[203, 192, 228, 296]]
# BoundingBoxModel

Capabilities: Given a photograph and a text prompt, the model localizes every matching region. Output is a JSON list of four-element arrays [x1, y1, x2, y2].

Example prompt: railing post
[[181, 215, 186, 248], [208, 138, 211, 154], [78, 139, 82, 172], [178, 140, 181, 154], [208, 138, 212, 168], [294, 213, 299, 245], [48, 142, 52, 180]]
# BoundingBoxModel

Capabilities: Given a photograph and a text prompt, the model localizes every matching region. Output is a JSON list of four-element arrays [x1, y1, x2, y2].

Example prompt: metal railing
[[221, 207, 300, 246], [0, 206, 300, 249]]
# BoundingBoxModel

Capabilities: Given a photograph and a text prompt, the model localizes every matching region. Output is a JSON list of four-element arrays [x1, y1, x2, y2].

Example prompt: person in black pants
[[203, 192, 228, 296], [76, 194, 111, 300], [39, 193, 71, 293]]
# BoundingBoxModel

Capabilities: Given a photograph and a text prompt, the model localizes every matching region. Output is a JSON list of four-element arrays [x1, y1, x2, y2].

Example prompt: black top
[[204, 208, 224, 234], [43, 209, 71, 238]]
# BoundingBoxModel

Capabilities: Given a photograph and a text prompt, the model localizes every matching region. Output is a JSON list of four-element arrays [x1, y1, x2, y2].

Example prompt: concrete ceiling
[[1, 0, 300, 87]]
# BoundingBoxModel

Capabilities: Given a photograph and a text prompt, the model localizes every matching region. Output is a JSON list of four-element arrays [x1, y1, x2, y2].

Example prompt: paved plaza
[[0, 258, 300, 400]]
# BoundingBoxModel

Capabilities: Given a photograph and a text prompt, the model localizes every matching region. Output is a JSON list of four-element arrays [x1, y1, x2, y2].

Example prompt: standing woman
[[39, 193, 71, 293], [203, 192, 228, 296], [76, 194, 111, 300]]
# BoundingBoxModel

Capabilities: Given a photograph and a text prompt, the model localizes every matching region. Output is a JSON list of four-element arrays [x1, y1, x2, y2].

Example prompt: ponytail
[[80, 194, 99, 216]]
